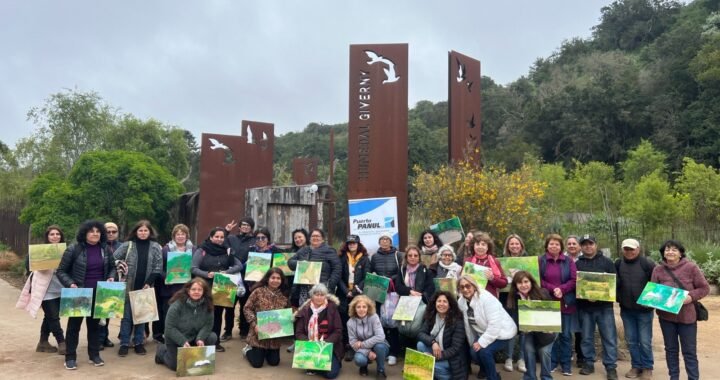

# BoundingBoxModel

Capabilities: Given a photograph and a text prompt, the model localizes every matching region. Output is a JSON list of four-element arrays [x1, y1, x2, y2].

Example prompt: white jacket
[[458, 289, 517, 348]]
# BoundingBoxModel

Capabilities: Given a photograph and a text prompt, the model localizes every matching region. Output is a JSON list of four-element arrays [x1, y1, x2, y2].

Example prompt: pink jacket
[[16, 270, 54, 318], [650, 258, 709, 324]]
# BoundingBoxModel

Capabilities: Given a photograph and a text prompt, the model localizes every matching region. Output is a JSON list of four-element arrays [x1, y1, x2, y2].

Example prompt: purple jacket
[[651, 258, 709, 324], [540, 253, 577, 314]]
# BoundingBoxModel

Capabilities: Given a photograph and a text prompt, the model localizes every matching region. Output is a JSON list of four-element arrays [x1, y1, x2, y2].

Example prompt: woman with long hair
[[416, 291, 469, 380], [156, 224, 194, 344], [396, 245, 435, 304], [295, 284, 344, 379], [347, 295, 389, 378], [464, 232, 508, 298], [113, 219, 163, 357], [154, 278, 215, 371], [242, 267, 291, 368], [369, 232, 402, 365], [288, 228, 341, 309], [287, 227, 310, 353], [337, 234, 370, 361], [418, 229, 443, 267], [500, 233, 528, 373]]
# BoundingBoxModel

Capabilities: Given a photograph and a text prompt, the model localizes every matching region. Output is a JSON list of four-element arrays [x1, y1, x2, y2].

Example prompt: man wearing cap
[[576, 235, 618, 380], [98, 222, 122, 350], [615, 239, 655, 379], [223, 217, 256, 340]]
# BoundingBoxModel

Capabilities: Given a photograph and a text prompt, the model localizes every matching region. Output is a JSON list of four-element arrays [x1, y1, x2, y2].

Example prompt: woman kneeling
[[347, 295, 389, 378], [417, 291, 469, 380]]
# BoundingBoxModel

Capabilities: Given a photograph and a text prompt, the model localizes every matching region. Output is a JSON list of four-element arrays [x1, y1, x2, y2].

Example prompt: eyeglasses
[[107, 231, 118, 234], [256, 236, 268, 241], [240, 223, 251, 227], [459, 284, 474, 290], [311, 235, 322, 238]]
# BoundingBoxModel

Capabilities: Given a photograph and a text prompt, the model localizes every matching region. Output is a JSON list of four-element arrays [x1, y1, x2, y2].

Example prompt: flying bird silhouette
[[208, 138, 229, 150], [457, 58, 466, 83], [365, 50, 400, 84]]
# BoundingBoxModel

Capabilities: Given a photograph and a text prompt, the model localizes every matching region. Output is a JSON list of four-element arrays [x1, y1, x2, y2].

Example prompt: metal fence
[[0, 208, 29, 257]]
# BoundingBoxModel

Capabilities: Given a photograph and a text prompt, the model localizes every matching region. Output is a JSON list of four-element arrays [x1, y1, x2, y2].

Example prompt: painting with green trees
[[273, 252, 294, 276], [462, 262, 489, 289], [211, 273, 238, 307], [177, 345, 215, 377], [637, 282, 688, 314], [393, 296, 422, 321], [28, 243, 66, 271], [433, 278, 457, 298], [430, 216, 464, 245], [294, 261, 322, 285], [403, 348, 434, 380], [518, 300, 561, 333], [93, 281, 126, 318], [576, 271, 617, 302], [60, 288, 93, 317], [363, 273, 391, 303], [497, 256, 540, 292], [245, 252, 272, 282], [166, 251, 192, 284], [292, 340, 333, 371], [257, 308, 294, 340]]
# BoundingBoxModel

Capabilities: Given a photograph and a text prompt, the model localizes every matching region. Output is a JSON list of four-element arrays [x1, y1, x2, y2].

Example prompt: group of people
[[18, 219, 710, 380]]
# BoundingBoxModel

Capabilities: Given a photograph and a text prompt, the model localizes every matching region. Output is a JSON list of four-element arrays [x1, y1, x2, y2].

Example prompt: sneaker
[[563, 370, 573, 376], [580, 364, 595, 375], [305, 370, 316, 375], [89, 356, 105, 367], [625, 368, 642, 379], [103, 338, 114, 348], [375, 369, 387, 379], [387, 355, 397, 366], [220, 333, 232, 342], [344, 347, 354, 362], [504, 358, 514, 372], [287, 343, 295, 353], [359, 366, 368, 376], [607, 368, 618, 380], [577, 359, 585, 368], [118, 345, 129, 357], [517, 358, 526, 373], [153, 336, 165, 344], [215, 344, 226, 352], [64, 360, 77, 370], [639, 369, 652, 380], [242, 344, 252, 357], [134, 344, 147, 355]]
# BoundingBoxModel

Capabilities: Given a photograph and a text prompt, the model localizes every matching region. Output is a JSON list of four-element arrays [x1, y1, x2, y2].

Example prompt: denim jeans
[[579, 308, 617, 369], [659, 319, 698, 380], [354, 343, 389, 373], [506, 332, 526, 361], [620, 308, 654, 370], [551, 313, 574, 372], [468, 338, 509, 380], [417, 341, 451, 380], [119, 294, 146, 346], [523, 333, 554, 380]]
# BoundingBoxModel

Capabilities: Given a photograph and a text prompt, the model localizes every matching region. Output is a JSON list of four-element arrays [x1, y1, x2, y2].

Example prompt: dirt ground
[[2, 275, 719, 379]]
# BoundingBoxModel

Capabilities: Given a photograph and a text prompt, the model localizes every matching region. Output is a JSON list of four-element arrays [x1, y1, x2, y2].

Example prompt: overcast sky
[[0, 1, 614, 148]]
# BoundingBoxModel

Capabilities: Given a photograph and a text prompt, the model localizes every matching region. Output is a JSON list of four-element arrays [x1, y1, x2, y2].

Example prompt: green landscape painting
[[393, 296, 422, 321], [292, 340, 333, 371], [497, 256, 541, 292], [245, 252, 272, 282], [637, 282, 688, 314], [518, 300, 561, 333], [257, 308, 294, 340], [129, 287, 159, 324], [433, 277, 457, 298], [462, 262, 489, 289], [294, 261, 322, 285], [430, 216, 464, 245], [60, 288, 93, 317], [403, 348, 435, 380], [273, 252, 294, 276], [93, 281, 125, 319], [577, 271, 617, 302], [166, 251, 192, 284], [364, 273, 391, 303], [28, 243, 66, 271], [177, 345, 216, 377], [211, 273, 238, 307]]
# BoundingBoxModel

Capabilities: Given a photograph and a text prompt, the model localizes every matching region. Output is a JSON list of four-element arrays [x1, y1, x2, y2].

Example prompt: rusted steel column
[[292, 158, 319, 185], [449, 50, 482, 164]]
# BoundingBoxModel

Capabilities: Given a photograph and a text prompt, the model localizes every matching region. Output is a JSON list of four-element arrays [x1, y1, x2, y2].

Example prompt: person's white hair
[[438, 244, 456, 260], [309, 283, 329, 296]]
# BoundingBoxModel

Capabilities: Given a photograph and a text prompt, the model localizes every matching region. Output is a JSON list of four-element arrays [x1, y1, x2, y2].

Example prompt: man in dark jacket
[[615, 238, 655, 380], [576, 235, 618, 380], [222, 217, 256, 340]]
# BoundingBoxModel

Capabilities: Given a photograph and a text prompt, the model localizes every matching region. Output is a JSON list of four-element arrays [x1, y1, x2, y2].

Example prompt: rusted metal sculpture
[[292, 158, 319, 185], [347, 43, 409, 250], [449, 50, 482, 164]]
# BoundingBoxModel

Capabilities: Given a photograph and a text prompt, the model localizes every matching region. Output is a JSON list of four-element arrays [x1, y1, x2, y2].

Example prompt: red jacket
[[295, 296, 345, 360], [651, 258, 709, 324]]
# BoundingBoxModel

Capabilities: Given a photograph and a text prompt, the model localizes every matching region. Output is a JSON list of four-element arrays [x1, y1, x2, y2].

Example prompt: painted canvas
[[497, 256, 541, 292], [93, 281, 126, 319], [128, 287, 159, 324], [429, 216, 464, 245], [257, 308, 294, 339], [294, 261, 323, 285], [60, 288, 93, 317], [28, 243, 66, 271], [637, 282, 688, 314], [273, 252, 294, 276], [177, 345, 216, 377], [518, 300, 561, 332], [576, 271, 617, 302], [292, 340, 333, 371], [433, 278, 457, 298], [166, 251, 192, 284], [462, 262, 489, 289], [364, 273, 391, 303], [211, 273, 239, 307], [403, 348, 435, 380], [245, 252, 272, 282], [393, 296, 422, 321]]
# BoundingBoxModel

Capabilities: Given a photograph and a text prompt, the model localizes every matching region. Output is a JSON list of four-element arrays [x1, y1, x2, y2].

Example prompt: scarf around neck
[[201, 239, 227, 256], [308, 301, 328, 341], [404, 263, 420, 288]]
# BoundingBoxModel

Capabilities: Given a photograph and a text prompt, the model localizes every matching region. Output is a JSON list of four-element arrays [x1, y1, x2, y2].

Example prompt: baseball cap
[[346, 234, 360, 243], [579, 234, 596, 244], [622, 238, 640, 249]]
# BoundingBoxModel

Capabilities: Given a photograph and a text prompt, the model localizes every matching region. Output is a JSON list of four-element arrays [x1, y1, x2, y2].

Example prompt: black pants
[[385, 327, 400, 356], [246, 347, 281, 368], [152, 295, 171, 340], [65, 316, 100, 361], [213, 306, 232, 340], [225, 291, 250, 336], [158, 333, 218, 371], [40, 298, 64, 343]]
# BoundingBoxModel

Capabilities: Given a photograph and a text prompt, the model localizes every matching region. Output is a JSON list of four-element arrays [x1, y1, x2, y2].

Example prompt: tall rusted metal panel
[[449, 50, 481, 164], [347, 43, 409, 250], [198, 121, 274, 241], [292, 157, 319, 185]]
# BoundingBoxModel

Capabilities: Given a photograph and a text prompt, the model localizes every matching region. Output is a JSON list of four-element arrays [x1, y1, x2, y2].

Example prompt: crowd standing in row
[[18, 218, 711, 380]]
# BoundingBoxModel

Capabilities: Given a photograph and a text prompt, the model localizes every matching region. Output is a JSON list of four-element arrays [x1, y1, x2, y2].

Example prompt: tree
[[675, 157, 720, 232], [622, 171, 680, 230], [593, 0, 682, 51], [620, 140, 668, 184], [20, 150, 183, 238]]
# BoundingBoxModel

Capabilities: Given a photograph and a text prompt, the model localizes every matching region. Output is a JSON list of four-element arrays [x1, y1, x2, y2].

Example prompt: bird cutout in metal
[[466, 114, 476, 129], [365, 50, 400, 84], [456, 58, 466, 83], [208, 137, 234, 165]]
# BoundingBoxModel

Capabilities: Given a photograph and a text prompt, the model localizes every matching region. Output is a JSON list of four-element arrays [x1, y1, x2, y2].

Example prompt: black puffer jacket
[[288, 243, 341, 292], [224, 232, 256, 269], [417, 316, 469, 380], [395, 264, 436, 304], [56, 243, 116, 287], [370, 247, 402, 281], [337, 253, 371, 296]]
